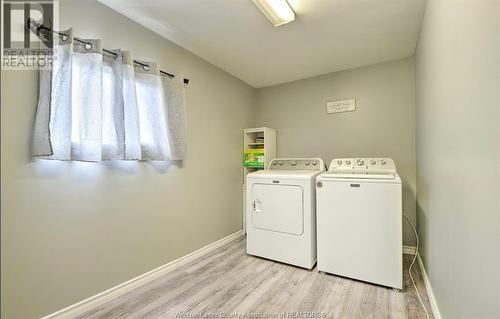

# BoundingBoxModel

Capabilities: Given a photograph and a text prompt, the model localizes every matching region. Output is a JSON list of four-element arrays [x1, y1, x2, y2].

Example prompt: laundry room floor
[[77, 237, 433, 319]]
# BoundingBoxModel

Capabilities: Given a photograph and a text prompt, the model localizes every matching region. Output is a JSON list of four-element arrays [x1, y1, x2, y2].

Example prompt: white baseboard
[[403, 245, 443, 318], [403, 245, 416, 255], [417, 254, 443, 319], [40, 230, 245, 319]]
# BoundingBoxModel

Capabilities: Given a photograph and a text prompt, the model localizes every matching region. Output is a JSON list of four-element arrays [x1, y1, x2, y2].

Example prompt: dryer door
[[251, 183, 303, 235]]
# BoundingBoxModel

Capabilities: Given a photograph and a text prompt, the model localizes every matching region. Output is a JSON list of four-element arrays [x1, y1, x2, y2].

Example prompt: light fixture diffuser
[[252, 0, 295, 27]]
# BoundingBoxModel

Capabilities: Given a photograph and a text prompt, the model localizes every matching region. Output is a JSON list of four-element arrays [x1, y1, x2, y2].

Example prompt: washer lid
[[320, 170, 397, 180], [323, 157, 400, 181], [318, 170, 401, 183]]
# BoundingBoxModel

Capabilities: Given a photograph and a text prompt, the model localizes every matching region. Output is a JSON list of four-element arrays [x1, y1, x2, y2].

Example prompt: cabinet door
[[251, 184, 303, 235]]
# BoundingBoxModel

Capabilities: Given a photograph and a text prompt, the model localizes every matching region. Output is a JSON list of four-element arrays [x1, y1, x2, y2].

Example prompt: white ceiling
[[98, 0, 427, 88]]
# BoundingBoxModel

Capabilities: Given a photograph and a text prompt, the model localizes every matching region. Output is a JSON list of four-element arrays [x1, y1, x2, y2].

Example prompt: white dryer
[[246, 158, 325, 269], [316, 158, 402, 289]]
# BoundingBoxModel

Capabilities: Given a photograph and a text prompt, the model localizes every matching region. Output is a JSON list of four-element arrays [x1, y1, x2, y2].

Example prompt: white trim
[[403, 245, 416, 255], [243, 127, 276, 133], [417, 254, 443, 319], [40, 230, 245, 319], [403, 246, 442, 318]]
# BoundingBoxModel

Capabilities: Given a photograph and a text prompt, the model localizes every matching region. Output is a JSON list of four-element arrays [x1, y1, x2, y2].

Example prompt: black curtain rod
[[27, 18, 190, 84]]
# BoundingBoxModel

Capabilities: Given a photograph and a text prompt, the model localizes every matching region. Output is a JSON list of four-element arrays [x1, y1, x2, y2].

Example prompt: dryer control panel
[[269, 158, 325, 171], [328, 158, 396, 171]]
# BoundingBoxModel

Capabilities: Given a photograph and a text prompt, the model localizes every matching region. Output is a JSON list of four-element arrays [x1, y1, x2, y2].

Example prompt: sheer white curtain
[[33, 29, 187, 162]]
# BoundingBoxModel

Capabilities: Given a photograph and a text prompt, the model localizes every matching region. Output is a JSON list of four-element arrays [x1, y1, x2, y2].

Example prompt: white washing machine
[[246, 158, 325, 269], [316, 158, 402, 289]]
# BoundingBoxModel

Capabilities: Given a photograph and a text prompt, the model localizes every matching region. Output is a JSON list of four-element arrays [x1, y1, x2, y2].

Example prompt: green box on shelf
[[243, 149, 265, 167]]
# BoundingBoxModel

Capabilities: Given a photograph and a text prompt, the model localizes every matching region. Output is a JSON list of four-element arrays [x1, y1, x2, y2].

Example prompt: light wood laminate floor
[[78, 237, 433, 319]]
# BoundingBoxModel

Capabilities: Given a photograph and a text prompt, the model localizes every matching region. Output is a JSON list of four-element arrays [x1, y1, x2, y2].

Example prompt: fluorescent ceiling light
[[252, 0, 295, 27]]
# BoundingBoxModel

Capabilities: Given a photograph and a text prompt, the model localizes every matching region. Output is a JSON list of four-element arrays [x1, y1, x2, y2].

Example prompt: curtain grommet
[[84, 42, 93, 50]]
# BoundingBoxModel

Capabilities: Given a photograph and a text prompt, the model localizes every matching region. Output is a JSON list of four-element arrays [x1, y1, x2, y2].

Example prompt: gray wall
[[415, 0, 500, 318], [255, 58, 417, 246], [0, 1, 256, 318]]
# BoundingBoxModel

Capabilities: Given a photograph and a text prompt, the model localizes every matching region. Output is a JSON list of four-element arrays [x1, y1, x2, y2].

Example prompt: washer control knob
[[346, 160, 351, 165], [305, 161, 310, 165], [291, 161, 297, 166], [278, 161, 283, 165], [380, 160, 387, 165], [370, 160, 377, 165], [273, 161, 278, 165], [337, 160, 342, 165], [312, 161, 317, 165], [357, 159, 365, 166]]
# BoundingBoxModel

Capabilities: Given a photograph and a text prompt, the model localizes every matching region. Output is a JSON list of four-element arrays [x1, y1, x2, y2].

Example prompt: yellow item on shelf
[[243, 149, 265, 167]]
